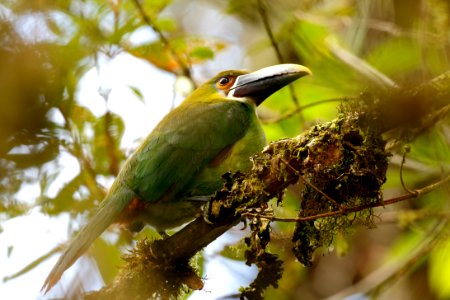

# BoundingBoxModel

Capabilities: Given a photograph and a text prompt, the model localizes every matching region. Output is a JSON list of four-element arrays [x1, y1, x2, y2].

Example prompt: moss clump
[[292, 107, 389, 265], [86, 238, 202, 300]]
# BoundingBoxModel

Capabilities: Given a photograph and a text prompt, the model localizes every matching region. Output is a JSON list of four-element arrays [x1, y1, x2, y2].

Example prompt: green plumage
[[42, 64, 311, 293], [121, 96, 265, 229], [127, 99, 258, 203]]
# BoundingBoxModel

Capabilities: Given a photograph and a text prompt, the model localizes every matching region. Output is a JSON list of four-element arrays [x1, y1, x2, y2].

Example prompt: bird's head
[[186, 64, 311, 106]]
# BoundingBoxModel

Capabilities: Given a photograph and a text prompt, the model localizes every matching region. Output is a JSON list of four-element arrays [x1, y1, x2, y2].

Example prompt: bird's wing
[[42, 99, 252, 294], [124, 99, 252, 202]]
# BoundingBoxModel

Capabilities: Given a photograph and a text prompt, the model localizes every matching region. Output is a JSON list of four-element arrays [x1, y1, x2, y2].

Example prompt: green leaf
[[142, 0, 173, 18], [71, 104, 96, 133], [220, 239, 247, 261], [365, 38, 421, 82], [190, 46, 214, 60], [45, 15, 62, 36], [125, 36, 227, 73], [430, 236, 450, 298], [156, 18, 176, 32], [91, 236, 122, 284], [92, 111, 125, 175], [5, 139, 60, 169], [3, 244, 64, 282], [46, 172, 84, 215], [127, 85, 145, 103]]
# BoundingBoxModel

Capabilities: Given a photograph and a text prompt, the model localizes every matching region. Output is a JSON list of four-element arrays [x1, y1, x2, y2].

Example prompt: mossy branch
[[88, 71, 450, 299]]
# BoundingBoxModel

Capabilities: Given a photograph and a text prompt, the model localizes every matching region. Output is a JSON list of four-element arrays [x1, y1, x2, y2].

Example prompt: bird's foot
[[186, 195, 212, 202], [201, 200, 215, 225]]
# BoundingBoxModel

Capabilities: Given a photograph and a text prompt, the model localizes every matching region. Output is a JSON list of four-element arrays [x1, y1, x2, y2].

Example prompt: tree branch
[[87, 70, 450, 299]]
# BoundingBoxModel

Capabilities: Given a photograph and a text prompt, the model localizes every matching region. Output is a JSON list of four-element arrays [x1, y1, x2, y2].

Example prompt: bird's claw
[[202, 200, 215, 225]]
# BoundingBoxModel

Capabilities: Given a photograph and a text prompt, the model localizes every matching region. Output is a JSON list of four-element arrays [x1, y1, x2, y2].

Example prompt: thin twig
[[262, 97, 349, 124], [3, 244, 65, 282], [256, 0, 283, 63], [376, 209, 450, 225], [131, 0, 193, 82], [370, 221, 446, 297], [399, 145, 418, 195], [256, 0, 303, 122], [326, 220, 447, 300], [243, 173, 450, 223], [281, 158, 346, 211], [59, 108, 105, 200], [326, 38, 398, 89]]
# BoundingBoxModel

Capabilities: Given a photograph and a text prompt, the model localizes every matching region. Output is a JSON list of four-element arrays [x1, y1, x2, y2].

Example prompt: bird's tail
[[41, 183, 135, 294]]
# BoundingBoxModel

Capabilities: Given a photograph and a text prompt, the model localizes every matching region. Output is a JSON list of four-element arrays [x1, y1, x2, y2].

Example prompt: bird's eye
[[215, 75, 236, 91], [218, 76, 230, 86]]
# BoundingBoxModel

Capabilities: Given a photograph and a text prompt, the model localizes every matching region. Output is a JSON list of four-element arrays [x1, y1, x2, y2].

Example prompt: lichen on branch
[[89, 71, 450, 299]]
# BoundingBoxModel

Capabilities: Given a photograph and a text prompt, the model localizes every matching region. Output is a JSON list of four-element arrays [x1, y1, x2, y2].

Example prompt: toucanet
[[42, 64, 311, 293]]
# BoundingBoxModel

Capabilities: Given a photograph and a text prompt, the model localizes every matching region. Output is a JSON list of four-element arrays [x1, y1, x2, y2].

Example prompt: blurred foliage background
[[1, 0, 450, 299]]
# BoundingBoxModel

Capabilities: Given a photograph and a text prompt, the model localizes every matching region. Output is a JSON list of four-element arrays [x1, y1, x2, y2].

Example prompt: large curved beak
[[230, 64, 311, 106]]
